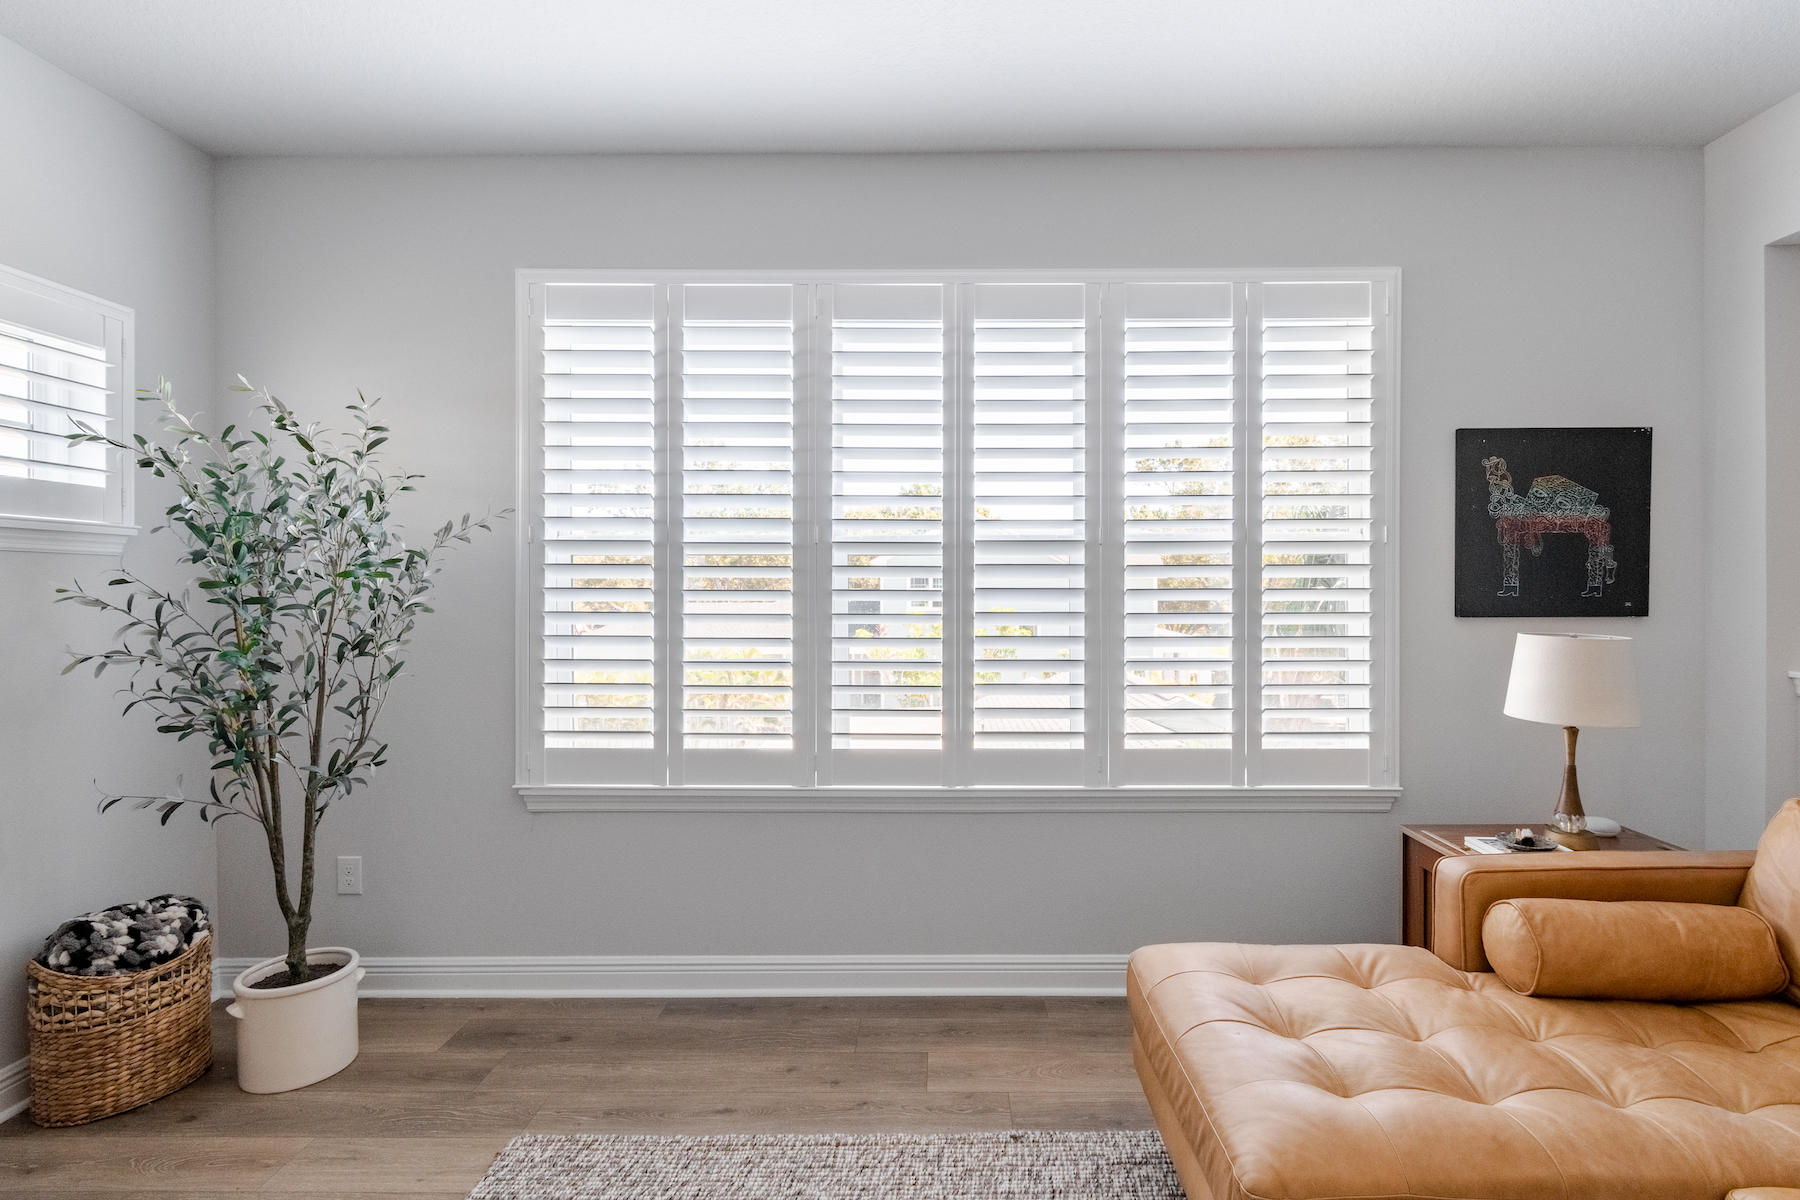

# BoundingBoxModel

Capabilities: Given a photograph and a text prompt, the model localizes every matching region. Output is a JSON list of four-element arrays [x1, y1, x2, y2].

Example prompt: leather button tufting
[[1131, 939, 1800, 1200]]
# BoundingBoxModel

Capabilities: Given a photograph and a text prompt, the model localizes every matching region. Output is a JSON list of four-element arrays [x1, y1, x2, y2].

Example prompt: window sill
[[0, 516, 138, 556], [517, 785, 1401, 814]]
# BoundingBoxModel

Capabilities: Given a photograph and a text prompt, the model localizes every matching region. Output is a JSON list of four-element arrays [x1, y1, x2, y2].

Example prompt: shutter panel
[[824, 284, 946, 781], [0, 320, 111, 488], [1256, 280, 1378, 785], [538, 283, 660, 779], [0, 269, 126, 526], [968, 283, 1089, 779], [676, 284, 804, 782], [1113, 282, 1235, 785]]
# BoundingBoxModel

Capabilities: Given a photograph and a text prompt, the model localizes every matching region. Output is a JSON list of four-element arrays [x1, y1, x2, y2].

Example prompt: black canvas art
[[1454, 427, 1651, 618]]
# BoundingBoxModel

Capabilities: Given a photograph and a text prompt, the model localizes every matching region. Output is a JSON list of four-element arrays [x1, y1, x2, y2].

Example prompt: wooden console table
[[1400, 823, 1684, 950]]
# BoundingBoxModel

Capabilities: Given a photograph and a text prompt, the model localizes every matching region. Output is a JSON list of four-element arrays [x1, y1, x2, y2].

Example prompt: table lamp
[[1502, 633, 1641, 850]]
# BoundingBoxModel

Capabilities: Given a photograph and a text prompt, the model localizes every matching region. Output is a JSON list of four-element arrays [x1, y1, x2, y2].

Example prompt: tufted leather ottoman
[[1130, 941, 1800, 1200]]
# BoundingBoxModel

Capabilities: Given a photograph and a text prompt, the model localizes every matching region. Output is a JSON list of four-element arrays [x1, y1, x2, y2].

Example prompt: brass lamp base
[[1547, 826, 1600, 851]]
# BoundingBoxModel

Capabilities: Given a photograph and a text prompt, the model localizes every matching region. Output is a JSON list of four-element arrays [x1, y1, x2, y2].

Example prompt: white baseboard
[[0, 1057, 28, 1125], [213, 953, 1130, 998]]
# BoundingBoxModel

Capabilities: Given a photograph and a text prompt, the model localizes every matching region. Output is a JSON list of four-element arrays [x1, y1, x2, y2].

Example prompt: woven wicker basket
[[26, 934, 213, 1126]]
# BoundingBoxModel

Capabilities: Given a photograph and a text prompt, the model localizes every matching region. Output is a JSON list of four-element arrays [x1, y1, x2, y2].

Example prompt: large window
[[516, 271, 1396, 800], [0, 264, 134, 554]]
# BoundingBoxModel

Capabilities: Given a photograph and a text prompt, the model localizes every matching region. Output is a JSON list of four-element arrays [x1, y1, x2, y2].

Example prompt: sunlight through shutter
[[677, 285, 800, 776], [525, 271, 1392, 794], [0, 320, 110, 487], [1115, 282, 1236, 785], [1257, 280, 1378, 784], [540, 283, 658, 767], [826, 284, 946, 777], [969, 283, 1088, 774], [0, 269, 127, 528]]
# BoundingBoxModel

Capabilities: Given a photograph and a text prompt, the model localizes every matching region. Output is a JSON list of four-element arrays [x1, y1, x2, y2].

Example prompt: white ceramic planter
[[227, 946, 364, 1093]]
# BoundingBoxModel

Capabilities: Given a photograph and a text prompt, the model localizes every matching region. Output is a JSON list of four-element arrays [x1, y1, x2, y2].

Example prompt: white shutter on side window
[[539, 283, 660, 780], [1256, 280, 1379, 785], [0, 269, 128, 529], [823, 284, 946, 783], [675, 284, 805, 783], [0, 320, 110, 488], [967, 283, 1091, 781]]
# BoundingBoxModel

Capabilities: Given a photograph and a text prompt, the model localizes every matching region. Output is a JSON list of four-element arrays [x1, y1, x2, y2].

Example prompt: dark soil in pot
[[246, 960, 347, 990]]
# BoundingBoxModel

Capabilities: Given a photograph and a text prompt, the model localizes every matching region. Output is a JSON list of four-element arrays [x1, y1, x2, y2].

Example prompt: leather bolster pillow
[[1482, 898, 1789, 1001]]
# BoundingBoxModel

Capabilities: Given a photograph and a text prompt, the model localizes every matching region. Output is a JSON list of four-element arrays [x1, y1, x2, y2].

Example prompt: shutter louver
[[539, 283, 658, 766], [1115, 282, 1236, 784], [969, 283, 1088, 767], [678, 285, 799, 772], [1258, 280, 1377, 784], [827, 284, 945, 772]]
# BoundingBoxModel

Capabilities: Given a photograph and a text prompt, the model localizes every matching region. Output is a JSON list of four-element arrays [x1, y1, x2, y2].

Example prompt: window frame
[[0, 263, 136, 556], [514, 267, 1401, 813]]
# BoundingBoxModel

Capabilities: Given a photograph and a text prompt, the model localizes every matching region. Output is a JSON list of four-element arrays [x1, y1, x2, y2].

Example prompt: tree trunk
[[286, 789, 320, 984], [285, 913, 311, 984]]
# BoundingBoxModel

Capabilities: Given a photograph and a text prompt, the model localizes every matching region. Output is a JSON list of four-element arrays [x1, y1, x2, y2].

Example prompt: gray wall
[[209, 148, 1707, 963], [1702, 92, 1800, 849], [0, 35, 216, 1069]]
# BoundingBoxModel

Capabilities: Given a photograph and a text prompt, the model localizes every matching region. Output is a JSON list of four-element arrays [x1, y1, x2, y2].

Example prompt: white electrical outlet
[[336, 855, 364, 895]]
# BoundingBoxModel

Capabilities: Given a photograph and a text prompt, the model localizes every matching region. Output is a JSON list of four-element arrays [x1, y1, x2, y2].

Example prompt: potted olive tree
[[59, 380, 498, 1093]]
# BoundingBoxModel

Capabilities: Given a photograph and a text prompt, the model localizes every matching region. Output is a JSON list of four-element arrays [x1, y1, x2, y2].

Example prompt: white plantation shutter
[[966, 283, 1092, 782], [823, 284, 946, 783], [521, 271, 1393, 796], [1113, 282, 1236, 785], [0, 322, 109, 487], [1256, 281, 1380, 785], [676, 284, 806, 784], [0, 267, 129, 528], [538, 282, 660, 782]]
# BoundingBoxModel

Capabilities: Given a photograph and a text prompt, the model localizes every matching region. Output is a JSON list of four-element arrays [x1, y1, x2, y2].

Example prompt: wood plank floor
[[0, 996, 1150, 1197]]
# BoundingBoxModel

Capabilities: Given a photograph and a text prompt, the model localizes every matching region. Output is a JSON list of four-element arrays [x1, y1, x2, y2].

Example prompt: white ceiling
[[4, 0, 1800, 156]]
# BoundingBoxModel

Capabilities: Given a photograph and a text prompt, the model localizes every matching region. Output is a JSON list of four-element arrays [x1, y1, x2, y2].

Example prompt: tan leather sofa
[[1129, 800, 1800, 1200]]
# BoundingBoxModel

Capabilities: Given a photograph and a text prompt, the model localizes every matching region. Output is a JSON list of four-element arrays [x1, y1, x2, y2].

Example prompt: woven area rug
[[467, 1130, 1181, 1200]]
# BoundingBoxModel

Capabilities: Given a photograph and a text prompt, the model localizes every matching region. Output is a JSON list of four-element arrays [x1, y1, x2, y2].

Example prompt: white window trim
[[0, 513, 139, 555], [514, 267, 1402, 814], [517, 784, 1400, 813], [0, 264, 137, 556]]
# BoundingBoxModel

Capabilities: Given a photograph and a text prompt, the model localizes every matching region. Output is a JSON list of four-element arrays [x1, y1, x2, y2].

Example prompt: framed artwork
[[1454, 427, 1652, 618]]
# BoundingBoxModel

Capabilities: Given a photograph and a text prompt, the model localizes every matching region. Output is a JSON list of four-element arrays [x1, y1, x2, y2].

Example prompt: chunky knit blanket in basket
[[35, 895, 211, 977]]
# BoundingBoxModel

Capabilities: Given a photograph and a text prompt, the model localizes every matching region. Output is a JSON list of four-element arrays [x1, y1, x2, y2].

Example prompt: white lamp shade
[[1503, 633, 1641, 728]]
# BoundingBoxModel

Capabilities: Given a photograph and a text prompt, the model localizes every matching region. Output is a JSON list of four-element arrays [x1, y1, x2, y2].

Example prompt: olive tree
[[59, 380, 500, 982]]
